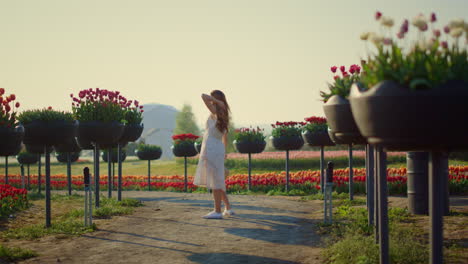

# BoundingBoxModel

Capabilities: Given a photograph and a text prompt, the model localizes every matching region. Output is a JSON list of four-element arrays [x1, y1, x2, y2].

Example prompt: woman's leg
[[212, 189, 223, 213], [220, 190, 231, 210]]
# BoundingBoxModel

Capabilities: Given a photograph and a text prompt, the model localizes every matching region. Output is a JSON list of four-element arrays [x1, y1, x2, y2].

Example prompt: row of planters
[[317, 12, 468, 264]]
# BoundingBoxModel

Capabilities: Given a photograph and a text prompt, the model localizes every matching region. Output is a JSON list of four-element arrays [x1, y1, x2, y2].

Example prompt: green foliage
[[124, 108, 143, 124], [174, 104, 200, 136], [271, 121, 303, 138], [320, 67, 361, 102], [0, 244, 38, 262], [2, 219, 96, 240], [137, 144, 161, 152], [233, 127, 266, 143], [17, 109, 74, 124]]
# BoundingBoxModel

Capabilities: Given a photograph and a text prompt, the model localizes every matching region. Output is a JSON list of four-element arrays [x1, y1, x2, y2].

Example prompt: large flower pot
[[17, 152, 39, 165], [349, 80, 468, 151], [56, 152, 80, 163], [323, 95, 366, 145], [76, 136, 94, 150], [23, 120, 77, 146], [271, 135, 304, 151], [119, 123, 144, 143], [136, 149, 162, 161], [302, 130, 335, 147], [25, 144, 54, 154], [172, 142, 197, 157], [54, 138, 81, 153], [102, 151, 127, 163], [78, 121, 125, 146], [327, 128, 346, 145], [234, 140, 266, 154], [0, 125, 24, 156], [194, 142, 202, 153]]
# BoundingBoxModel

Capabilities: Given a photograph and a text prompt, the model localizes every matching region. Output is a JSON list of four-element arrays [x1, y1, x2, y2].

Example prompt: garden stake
[[67, 153, 72, 196], [117, 143, 123, 201], [348, 144, 353, 200], [248, 153, 252, 191], [285, 150, 290, 192], [94, 143, 100, 207], [5, 156, 8, 185], [366, 145, 375, 227], [429, 151, 445, 264], [107, 150, 112, 198], [377, 147, 389, 264], [320, 146, 324, 193], [148, 159, 151, 191], [45, 146, 51, 228]]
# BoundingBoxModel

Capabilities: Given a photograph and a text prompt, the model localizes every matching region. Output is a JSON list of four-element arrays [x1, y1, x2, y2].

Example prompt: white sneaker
[[223, 209, 235, 216], [202, 211, 223, 219]]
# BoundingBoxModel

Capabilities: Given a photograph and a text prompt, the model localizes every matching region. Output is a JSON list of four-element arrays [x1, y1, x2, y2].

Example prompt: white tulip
[[381, 16, 394, 28], [448, 18, 465, 30], [360, 32, 371, 40], [370, 33, 384, 46], [450, 27, 464, 38], [412, 14, 427, 28]]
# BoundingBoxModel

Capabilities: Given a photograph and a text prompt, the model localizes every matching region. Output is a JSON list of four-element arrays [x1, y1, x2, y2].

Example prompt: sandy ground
[[9, 192, 326, 264]]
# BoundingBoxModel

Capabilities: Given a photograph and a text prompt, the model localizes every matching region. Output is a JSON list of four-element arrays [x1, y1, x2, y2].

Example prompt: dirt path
[[11, 192, 326, 264]]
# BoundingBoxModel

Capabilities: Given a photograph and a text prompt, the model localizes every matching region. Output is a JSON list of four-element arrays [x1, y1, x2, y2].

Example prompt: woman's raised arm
[[202, 93, 225, 114]]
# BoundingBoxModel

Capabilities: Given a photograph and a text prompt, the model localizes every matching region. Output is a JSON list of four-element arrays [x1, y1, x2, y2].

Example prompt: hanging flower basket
[[301, 116, 335, 147], [270, 121, 304, 151], [271, 135, 304, 151], [22, 120, 77, 146], [54, 137, 82, 153], [172, 133, 199, 157], [56, 152, 80, 163], [16, 151, 39, 165], [0, 126, 24, 156], [76, 136, 94, 150], [328, 128, 347, 145], [102, 149, 127, 163], [136, 144, 162, 160], [119, 123, 144, 143], [78, 121, 124, 146], [234, 140, 266, 154]]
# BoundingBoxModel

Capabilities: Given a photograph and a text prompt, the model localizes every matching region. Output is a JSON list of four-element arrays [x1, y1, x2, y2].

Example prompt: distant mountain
[[140, 103, 178, 159]]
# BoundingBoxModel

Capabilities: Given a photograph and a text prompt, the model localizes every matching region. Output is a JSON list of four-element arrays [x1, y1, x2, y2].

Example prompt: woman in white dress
[[194, 90, 234, 219]]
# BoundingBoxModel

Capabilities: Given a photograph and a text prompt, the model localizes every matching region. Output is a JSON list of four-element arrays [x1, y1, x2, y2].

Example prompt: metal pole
[[377, 147, 389, 264], [367, 145, 375, 227], [285, 150, 290, 192], [374, 146, 379, 243], [107, 150, 112, 198], [94, 144, 100, 208], [112, 162, 115, 191], [45, 146, 51, 228], [348, 144, 353, 200], [320, 146, 324, 193], [5, 156, 8, 185], [20, 164, 25, 189], [67, 153, 72, 196], [248, 153, 252, 191], [148, 160, 151, 191], [27, 164, 31, 190], [117, 144, 122, 201], [184, 156, 188, 192], [429, 151, 444, 264], [38, 155, 42, 194]]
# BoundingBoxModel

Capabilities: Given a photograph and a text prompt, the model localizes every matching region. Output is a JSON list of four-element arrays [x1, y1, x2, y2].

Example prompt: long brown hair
[[210, 90, 230, 133]]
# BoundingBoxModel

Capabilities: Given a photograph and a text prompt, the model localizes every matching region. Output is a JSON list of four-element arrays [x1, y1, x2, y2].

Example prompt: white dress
[[194, 114, 226, 191]]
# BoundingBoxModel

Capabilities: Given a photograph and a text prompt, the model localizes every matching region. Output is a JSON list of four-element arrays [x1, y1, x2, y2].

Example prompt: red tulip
[[339, 66, 345, 73], [375, 11, 382, 20], [0, 88, 4, 95], [330, 66, 337, 73], [15, 102, 20, 108], [47, 106, 52, 110], [430, 12, 436, 23]]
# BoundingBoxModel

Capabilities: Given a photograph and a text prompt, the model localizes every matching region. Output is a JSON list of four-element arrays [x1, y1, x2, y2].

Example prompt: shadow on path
[[97, 229, 203, 247], [187, 253, 301, 264]]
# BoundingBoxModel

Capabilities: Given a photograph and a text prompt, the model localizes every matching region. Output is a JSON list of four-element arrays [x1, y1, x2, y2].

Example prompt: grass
[[0, 244, 38, 262]]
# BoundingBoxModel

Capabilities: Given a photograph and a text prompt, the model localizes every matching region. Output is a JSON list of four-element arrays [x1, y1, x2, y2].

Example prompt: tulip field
[[0, 184, 28, 218]]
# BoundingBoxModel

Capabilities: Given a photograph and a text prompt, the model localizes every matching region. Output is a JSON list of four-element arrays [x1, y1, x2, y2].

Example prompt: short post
[[320, 146, 325, 193], [348, 144, 353, 200], [83, 167, 93, 227], [324, 161, 334, 224], [117, 143, 122, 201], [367, 145, 375, 227], [184, 156, 188, 192], [148, 160, 151, 191], [45, 146, 51, 228], [94, 144, 100, 207], [27, 164, 31, 190], [38, 155, 42, 194], [248, 152, 252, 191], [5, 156, 8, 185], [20, 164, 25, 189], [67, 153, 72, 196], [285, 150, 290, 192]]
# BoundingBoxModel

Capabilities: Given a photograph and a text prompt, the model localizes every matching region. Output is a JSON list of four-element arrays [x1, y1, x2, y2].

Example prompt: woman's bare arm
[[201, 94, 226, 114]]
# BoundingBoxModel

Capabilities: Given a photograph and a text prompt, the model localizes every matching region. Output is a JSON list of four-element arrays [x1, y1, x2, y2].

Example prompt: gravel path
[[16, 191, 326, 264]]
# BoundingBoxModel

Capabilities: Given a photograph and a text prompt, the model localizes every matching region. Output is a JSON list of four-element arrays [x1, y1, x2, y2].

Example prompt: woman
[[194, 90, 234, 219]]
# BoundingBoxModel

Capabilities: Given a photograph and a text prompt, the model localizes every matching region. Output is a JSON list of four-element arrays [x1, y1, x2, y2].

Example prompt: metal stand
[[38, 155, 42, 193], [83, 167, 93, 227], [248, 153, 252, 190], [67, 153, 72, 195], [20, 164, 25, 188], [117, 144, 123, 201], [324, 161, 334, 224], [376, 147, 389, 264], [5, 156, 8, 185], [285, 150, 290, 192], [429, 151, 445, 264], [27, 164, 31, 190], [320, 146, 325, 193], [107, 150, 112, 198], [348, 144, 353, 200], [374, 147, 379, 243], [184, 156, 188, 192], [366, 145, 375, 226], [94, 144, 100, 207], [45, 146, 51, 228], [148, 160, 151, 191]]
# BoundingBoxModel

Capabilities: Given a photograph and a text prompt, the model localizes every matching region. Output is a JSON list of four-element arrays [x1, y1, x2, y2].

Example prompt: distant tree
[[174, 104, 201, 136]]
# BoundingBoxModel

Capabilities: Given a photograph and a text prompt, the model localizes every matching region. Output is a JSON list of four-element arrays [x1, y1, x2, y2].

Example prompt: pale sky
[[1, 0, 466, 127]]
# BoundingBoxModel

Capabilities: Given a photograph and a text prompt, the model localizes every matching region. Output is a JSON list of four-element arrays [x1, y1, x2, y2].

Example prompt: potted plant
[[0, 89, 24, 157], [119, 100, 144, 145], [350, 12, 468, 151], [171, 133, 199, 157], [102, 148, 127, 163], [233, 127, 266, 154], [321, 64, 366, 144], [56, 152, 80, 163], [302, 116, 335, 147], [136, 144, 162, 160], [270, 121, 304, 151], [72, 88, 126, 147]]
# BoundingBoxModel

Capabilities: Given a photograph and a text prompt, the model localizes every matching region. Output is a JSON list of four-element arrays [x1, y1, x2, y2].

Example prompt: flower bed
[[2, 166, 466, 195], [0, 184, 28, 218]]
